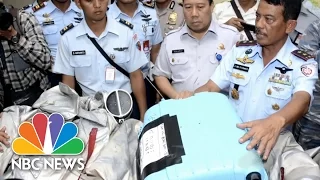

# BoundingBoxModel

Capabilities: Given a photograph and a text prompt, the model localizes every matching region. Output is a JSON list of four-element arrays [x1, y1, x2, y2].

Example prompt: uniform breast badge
[[231, 73, 245, 79], [236, 55, 254, 64], [168, 12, 178, 25]]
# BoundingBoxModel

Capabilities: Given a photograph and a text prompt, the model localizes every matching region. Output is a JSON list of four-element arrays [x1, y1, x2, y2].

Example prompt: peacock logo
[[12, 113, 84, 155]]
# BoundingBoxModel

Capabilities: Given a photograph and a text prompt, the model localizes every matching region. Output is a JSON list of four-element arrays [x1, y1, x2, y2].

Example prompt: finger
[[0, 146, 3, 153], [256, 137, 268, 155], [239, 129, 255, 143], [235, 18, 246, 23], [0, 132, 9, 140], [247, 135, 261, 150], [236, 122, 253, 129], [0, 126, 5, 131], [263, 139, 275, 160]]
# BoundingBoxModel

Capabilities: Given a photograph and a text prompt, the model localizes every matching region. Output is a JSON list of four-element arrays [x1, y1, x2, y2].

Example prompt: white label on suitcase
[[139, 123, 169, 173]]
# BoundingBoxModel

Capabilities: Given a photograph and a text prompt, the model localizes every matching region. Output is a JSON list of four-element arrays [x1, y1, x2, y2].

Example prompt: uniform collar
[[44, 1, 81, 14], [249, 37, 296, 67], [234, 0, 259, 13], [76, 16, 119, 38], [108, 1, 147, 19], [180, 19, 217, 38]]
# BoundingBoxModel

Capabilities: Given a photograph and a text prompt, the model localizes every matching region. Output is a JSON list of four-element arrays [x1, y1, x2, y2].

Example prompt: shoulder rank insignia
[[291, 50, 314, 61], [169, 1, 175, 9], [236, 40, 257, 47], [32, 3, 45, 12], [22, 4, 31, 10], [60, 23, 74, 35], [143, 1, 155, 8], [119, 19, 133, 29]]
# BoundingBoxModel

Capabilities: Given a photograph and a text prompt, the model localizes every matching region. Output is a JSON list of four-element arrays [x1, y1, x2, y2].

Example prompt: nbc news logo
[[11, 113, 85, 170]]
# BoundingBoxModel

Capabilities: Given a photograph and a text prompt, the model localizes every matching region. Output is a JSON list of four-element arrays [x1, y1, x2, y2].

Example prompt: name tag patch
[[72, 50, 86, 55], [172, 49, 184, 54], [43, 21, 54, 26], [233, 64, 249, 72]]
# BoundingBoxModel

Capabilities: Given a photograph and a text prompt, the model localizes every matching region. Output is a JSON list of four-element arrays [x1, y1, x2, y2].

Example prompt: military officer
[[54, 0, 148, 120], [289, 0, 319, 45], [108, 0, 163, 108], [195, 0, 318, 160], [155, 0, 184, 37], [152, 0, 240, 98], [29, 0, 83, 88]]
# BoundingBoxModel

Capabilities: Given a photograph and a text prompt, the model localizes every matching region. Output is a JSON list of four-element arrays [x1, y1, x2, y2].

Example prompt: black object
[[230, 0, 254, 41], [246, 172, 262, 180], [0, 4, 13, 31], [241, 22, 256, 32]]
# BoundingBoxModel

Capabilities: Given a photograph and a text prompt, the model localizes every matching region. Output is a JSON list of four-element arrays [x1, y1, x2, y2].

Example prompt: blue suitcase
[[137, 92, 268, 180]]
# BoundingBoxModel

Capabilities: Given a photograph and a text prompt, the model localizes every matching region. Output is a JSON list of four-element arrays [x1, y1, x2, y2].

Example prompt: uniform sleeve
[[13, 11, 51, 70], [152, 19, 163, 45], [298, 20, 320, 64], [126, 32, 149, 73], [210, 45, 235, 89], [53, 36, 74, 76], [293, 59, 318, 98], [152, 38, 171, 78]]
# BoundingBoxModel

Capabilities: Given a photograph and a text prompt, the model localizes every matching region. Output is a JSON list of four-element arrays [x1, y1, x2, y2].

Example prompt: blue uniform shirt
[[211, 38, 318, 122], [108, 1, 163, 73], [30, 1, 83, 60], [53, 16, 148, 96]]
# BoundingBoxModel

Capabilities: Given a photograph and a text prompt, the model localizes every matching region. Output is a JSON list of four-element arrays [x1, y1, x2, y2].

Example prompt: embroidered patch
[[301, 63, 317, 77]]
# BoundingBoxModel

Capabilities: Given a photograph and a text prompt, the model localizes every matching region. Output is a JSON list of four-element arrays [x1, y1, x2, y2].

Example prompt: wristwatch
[[10, 33, 20, 44]]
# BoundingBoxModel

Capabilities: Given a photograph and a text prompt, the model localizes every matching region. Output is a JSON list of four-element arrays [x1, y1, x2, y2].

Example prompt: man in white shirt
[[213, 0, 259, 41]]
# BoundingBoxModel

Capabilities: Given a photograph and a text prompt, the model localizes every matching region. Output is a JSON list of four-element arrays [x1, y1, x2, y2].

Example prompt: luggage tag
[[105, 67, 115, 84]]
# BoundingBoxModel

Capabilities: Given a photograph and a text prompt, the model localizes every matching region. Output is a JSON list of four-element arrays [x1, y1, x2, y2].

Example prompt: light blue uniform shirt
[[108, 1, 163, 73], [53, 16, 148, 96], [211, 38, 318, 122], [30, 0, 83, 60]]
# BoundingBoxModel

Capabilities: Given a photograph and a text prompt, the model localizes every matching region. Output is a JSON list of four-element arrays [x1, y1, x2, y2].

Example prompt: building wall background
[[3, 0, 33, 8]]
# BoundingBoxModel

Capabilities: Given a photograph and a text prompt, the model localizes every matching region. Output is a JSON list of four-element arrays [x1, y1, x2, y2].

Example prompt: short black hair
[[182, 0, 213, 5], [264, 0, 301, 21]]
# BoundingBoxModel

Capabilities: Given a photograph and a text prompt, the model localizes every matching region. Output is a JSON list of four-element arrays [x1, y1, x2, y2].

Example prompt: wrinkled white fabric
[[264, 130, 320, 180], [0, 84, 320, 179], [0, 84, 142, 180]]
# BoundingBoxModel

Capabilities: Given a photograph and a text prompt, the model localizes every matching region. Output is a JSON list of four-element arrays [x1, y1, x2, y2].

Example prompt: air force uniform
[[31, 1, 83, 60], [210, 38, 318, 123], [155, 0, 184, 37], [53, 17, 148, 96], [108, 1, 163, 67], [153, 20, 240, 92]]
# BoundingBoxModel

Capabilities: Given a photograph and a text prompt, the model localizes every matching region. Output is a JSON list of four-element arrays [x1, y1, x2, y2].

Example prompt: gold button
[[172, 58, 175, 63], [272, 104, 280, 110], [267, 89, 272, 95]]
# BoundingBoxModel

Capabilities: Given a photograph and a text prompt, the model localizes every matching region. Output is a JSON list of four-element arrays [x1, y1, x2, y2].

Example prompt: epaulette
[[143, 1, 155, 8], [169, 1, 175, 9], [291, 50, 314, 61], [32, 3, 45, 12], [236, 40, 257, 47], [22, 4, 31, 10], [60, 23, 74, 35], [119, 18, 133, 29]]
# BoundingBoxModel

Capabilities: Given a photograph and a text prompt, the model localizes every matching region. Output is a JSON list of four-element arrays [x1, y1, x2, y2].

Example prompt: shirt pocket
[[146, 22, 156, 36], [264, 83, 292, 116], [228, 69, 251, 105], [42, 24, 59, 46], [70, 53, 93, 82], [169, 56, 193, 82]]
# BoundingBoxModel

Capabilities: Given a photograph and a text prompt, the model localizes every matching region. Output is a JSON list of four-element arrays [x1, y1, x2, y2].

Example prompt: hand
[[0, 25, 17, 40], [155, 93, 161, 104], [0, 126, 10, 152], [236, 116, 284, 160], [225, 18, 245, 32], [174, 91, 194, 99]]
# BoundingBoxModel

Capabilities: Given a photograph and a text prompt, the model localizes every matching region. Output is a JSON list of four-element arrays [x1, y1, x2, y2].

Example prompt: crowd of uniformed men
[[0, 0, 320, 161]]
